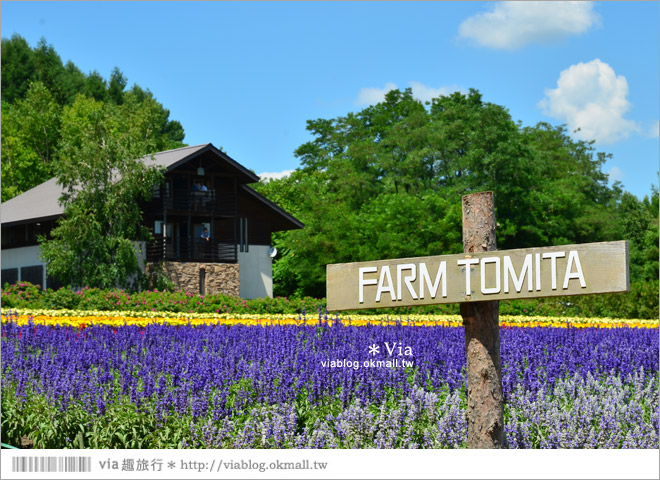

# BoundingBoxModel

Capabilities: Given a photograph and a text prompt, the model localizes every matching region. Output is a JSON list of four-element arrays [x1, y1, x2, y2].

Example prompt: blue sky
[[2, 1, 658, 198]]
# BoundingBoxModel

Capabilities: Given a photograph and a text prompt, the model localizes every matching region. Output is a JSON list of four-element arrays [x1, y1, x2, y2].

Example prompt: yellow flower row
[[1, 308, 657, 329]]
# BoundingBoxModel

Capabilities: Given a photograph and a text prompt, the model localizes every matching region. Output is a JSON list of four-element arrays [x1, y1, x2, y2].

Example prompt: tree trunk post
[[460, 191, 505, 448]]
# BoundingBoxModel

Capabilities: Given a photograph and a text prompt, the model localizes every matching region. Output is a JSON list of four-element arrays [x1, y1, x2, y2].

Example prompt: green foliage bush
[[2, 281, 657, 319], [1, 282, 323, 316]]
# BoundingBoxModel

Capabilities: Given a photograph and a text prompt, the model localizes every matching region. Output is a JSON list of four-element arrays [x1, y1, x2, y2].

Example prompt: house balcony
[[146, 236, 238, 263], [145, 188, 237, 217]]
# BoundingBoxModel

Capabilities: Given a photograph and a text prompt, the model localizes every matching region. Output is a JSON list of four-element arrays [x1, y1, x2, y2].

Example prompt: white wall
[[238, 245, 273, 299], [1, 246, 47, 288], [1, 242, 272, 297], [1, 243, 147, 290]]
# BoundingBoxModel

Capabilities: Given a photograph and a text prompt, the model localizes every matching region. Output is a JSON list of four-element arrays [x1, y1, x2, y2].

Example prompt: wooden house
[[0, 143, 303, 297]]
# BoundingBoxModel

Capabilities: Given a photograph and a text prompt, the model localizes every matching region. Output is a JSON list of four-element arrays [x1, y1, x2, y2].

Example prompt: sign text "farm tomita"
[[326, 241, 629, 311]]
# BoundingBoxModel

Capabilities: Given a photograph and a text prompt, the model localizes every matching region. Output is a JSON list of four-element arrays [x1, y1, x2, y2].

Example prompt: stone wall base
[[146, 261, 240, 297]]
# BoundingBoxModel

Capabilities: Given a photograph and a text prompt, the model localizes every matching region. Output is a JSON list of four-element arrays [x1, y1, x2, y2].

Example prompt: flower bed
[[1, 311, 657, 449], [2, 308, 658, 329], [3, 280, 658, 319]]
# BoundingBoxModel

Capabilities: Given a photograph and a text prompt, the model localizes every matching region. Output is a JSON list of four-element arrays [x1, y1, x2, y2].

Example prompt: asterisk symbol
[[369, 343, 380, 356], [167, 461, 176, 469]]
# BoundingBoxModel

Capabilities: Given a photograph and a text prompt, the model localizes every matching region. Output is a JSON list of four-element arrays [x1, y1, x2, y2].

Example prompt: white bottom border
[[1, 449, 659, 480]]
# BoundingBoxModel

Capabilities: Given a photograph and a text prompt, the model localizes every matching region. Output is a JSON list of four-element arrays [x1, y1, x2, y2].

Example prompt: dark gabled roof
[[239, 184, 304, 232], [148, 143, 260, 183], [0, 177, 63, 226], [0, 143, 273, 227]]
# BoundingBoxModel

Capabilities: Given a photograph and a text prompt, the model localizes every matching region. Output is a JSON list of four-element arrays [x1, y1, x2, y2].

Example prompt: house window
[[25, 223, 41, 243], [194, 223, 211, 241], [20, 265, 44, 288], [2, 226, 18, 248], [154, 221, 172, 237], [1, 268, 18, 287], [239, 218, 249, 253]]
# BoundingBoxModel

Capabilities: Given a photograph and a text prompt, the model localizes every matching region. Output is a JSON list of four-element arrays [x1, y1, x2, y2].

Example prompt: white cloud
[[408, 82, 465, 103], [538, 59, 639, 144], [355, 82, 398, 106], [607, 166, 624, 183], [648, 120, 659, 139], [459, 1, 599, 50], [258, 169, 295, 182], [355, 82, 464, 106]]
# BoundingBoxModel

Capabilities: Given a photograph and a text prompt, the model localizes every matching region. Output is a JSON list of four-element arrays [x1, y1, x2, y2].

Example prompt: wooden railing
[[146, 236, 237, 263], [146, 188, 237, 216]]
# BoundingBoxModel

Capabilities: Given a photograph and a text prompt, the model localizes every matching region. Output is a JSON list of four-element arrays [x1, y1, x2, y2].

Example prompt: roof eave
[[1, 214, 61, 228], [239, 184, 304, 231]]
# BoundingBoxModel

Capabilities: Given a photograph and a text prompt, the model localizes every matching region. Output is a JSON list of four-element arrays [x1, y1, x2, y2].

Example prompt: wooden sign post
[[460, 191, 502, 448], [326, 191, 630, 448]]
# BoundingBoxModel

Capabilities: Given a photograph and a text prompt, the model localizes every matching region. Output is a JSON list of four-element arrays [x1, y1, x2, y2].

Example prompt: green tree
[[125, 85, 186, 148], [1, 35, 187, 200], [615, 185, 659, 282], [15, 81, 61, 165], [39, 94, 166, 288], [640, 186, 659, 282], [518, 123, 621, 247], [1, 100, 42, 201], [32, 37, 68, 105], [84, 70, 107, 102], [60, 61, 86, 105], [1, 34, 36, 103], [1, 82, 61, 201], [108, 67, 127, 104], [257, 88, 635, 297]]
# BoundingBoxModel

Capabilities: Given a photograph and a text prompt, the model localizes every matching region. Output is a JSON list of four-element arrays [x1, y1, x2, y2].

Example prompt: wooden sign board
[[326, 240, 629, 311]]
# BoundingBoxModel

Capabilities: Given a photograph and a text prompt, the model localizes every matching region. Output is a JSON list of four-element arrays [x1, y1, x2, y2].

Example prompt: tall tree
[[84, 70, 107, 102], [1, 35, 187, 201], [126, 85, 186, 147], [15, 81, 61, 165], [60, 61, 86, 105], [1, 82, 61, 201], [615, 186, 659, 282], [39, 93, 166, 288], [32, 37, 68, 105], [1, 100, 42, 202], [1, 34, 36, 103], [108, 67, 127, 104], [256, 88, 634, 297]]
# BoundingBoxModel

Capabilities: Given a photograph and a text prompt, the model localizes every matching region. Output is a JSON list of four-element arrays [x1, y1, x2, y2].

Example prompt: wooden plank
[[326, 240, 629, 311]]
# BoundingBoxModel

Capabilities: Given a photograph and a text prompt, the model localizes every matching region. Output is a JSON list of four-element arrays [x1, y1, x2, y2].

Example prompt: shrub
[[1, 280, 657, 318]]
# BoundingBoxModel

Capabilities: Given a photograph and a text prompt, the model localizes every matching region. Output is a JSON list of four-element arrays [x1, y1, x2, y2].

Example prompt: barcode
[[11, 456, 92, 473]]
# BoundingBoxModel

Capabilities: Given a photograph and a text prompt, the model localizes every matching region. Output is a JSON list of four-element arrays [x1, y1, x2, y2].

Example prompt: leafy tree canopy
[[39, 93, 167, 289], [1, 34, 186, 201], [1, 81, 60, 201], [256, 88, 656, 297]]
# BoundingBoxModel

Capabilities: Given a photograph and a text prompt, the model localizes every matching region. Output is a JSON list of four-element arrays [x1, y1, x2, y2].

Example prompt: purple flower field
[[1, 320, 658, 448]]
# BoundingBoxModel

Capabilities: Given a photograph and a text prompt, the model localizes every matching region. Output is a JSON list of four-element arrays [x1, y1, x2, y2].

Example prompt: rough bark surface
[[460, 192, 504, 449]]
